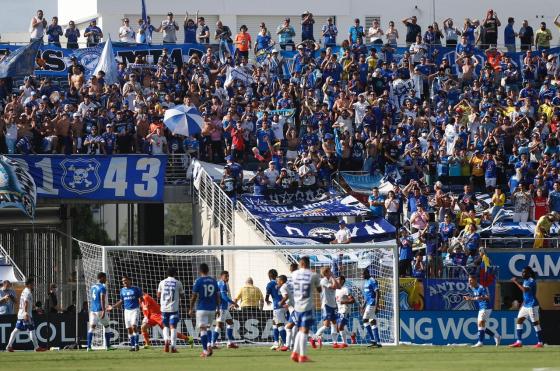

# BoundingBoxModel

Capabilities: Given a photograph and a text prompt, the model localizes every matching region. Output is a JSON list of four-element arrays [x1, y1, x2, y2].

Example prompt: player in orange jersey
[[140, 293, 192, 348]]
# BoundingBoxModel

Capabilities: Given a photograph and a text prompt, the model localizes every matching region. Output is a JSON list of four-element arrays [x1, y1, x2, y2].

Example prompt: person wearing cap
[[534, 212, 558, 248], [330, 220, 351, 245], [119, 18, 135, 43], [64, 20, 80, 49], [275, 167, 293, 190], [301, 11, 315, 42], [84, 19, 103, 47], [276, 18, 295, 51], [321, 17, 338, 47], [84, 125, 105, 155], [157, 12, 179, 44]]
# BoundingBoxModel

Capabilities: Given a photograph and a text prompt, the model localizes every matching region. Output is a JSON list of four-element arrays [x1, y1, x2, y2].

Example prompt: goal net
[[78, 241, 399, 348]]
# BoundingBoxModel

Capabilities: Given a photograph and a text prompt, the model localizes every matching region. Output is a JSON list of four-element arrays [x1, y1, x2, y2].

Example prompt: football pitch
[[4, 345, 560, 371]]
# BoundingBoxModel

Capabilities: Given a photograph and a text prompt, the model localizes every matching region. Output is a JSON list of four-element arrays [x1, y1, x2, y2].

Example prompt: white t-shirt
[[119, 26, 135, 43], [157, 277, 184, 313], [298, 164, 316, 186], [150, 134, 167, 154], [264, 168, 279, 187], [334, 227, 351, 243], [368, 27, 383, 43], [320, 277, 337, 308], [353, 101, 369, 124], [29, 16, 45, 39], [160, 20, 178, 43], [335, 286, 350, 314], [279, 283, 294, 307], [292, 268, 320, 313], [18, 287, 32, 319], [271, 120, 285, 140]]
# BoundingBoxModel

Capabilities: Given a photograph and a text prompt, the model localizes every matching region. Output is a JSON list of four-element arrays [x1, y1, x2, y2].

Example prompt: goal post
[[78, 241, 399, 347]]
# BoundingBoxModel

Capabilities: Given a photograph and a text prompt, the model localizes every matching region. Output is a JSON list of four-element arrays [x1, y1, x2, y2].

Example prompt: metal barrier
[[194, 166, 235, 244]]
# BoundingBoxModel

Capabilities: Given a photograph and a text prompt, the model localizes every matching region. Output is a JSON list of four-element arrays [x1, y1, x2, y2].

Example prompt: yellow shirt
[[538, 104, 554, 122], [235, 285, 263, 308], [492, 193, 505, 207], [470, 156, 484, 177]]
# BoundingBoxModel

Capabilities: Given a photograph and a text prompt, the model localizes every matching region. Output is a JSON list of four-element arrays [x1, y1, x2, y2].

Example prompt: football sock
[[201, 330, 208, 351], [273, 326, 279, 344], [171, 328, 177, 347], [372, 325, 380, 343], [226, 325, 234, 342], [516, 324, 523, 342], [212, 326, 220, 344], [299, 332, 307, 356], [279, 326, 286, 344], [285, 327, 292, 348], [478, 327, 485, 343], [315, 325, 327, 338], [330, 324, 338, 343], [87, 331, 94, 348], [365, 324, 374, 341], [163, 327, 170, 342], [484, 328, 495, 337], [7, 329, 19, 348], [534, 325, 543, 343]]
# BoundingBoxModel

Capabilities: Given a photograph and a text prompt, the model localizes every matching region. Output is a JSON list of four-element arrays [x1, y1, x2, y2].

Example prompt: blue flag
[[0, 39, 41, 78], [141, 0, 147, 23]]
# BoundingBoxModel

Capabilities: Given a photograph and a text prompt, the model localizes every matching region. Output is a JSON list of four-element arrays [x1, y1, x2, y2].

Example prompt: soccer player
[[265, 269, 286, 350], [283, 262, 299, 351], [361, 268, 382, 347], [278, 274, 294, 352], [463, 275, 501, 347], [157, 267, 185, 353], [335, 275, 357, 347], [5, 278, 46, 352], [310, 266, 340, 349], [509, 266, 544, 348], [107, 275, 143, 351], [290, 256, 321, 363], [189, 263, 220, 358], [211, 270, 239, 349], [140, 292, 190, 348], [86, 272, 112, 351]]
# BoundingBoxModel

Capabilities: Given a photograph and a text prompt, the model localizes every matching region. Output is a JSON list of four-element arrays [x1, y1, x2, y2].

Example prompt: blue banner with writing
[[424, 279, 496, 310], [239, 194, 369, 221], [486, 251, 560, 280], [10, 155, 167, 201]]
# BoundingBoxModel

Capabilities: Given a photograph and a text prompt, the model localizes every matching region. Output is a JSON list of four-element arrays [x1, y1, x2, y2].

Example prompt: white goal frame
[[82, 242, 400, 346]]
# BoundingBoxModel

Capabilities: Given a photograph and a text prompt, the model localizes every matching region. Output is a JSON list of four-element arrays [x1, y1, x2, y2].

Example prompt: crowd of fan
[[1, 9, 560, 276]]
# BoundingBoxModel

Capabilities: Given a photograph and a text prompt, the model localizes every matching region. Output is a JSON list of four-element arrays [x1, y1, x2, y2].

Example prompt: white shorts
[[196, 310, 216, 328], [362, 305, 378, 321], [89, 311, 110, 328], [512, 212, 529, 223], [517, 306, 540, 322], [124, 308, 140, 328], [477, 309, 492, 322], [216, 309, 232, 322], [273, 308, 287, 324]]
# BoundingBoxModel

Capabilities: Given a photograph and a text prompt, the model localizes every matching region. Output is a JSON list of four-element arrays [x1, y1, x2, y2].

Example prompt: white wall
[[52, 0, 560, 47], [0, 0, 57, 43]]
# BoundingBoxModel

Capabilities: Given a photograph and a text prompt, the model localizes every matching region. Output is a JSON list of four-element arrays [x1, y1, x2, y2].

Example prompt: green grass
[[4, 345, 560, 371]]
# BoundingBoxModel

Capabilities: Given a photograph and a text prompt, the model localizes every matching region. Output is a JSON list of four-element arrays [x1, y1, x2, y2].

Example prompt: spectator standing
[[0, 280, 16, 315], [367, 19, 384, 45], [443, 18, 460, 47], [512, 184, 532, 222], [84, 19, 103, 47], [137, 17, 156, 44], [548, 181, 560, 213], [64, 21, 80, 49], [330, 220, 351, 244], [183, 13, 198, 43], [234, 25, 252, 61], [385, 21, 399, 47], [157, 12, 179, 44], [518, 20, 534, 51], [277, 18, 296, 51], [481, 9, 501, 49], [368, 187, 385, 218], [301, 11, 315, 42], [504, 17, 517, 53], [384, 190, 401, 228], [215, 20, 233, 50], [321, 17, 338, 47], [535, 22, 552, 50], [47, 283, 59, 313], [533, 188, 548, 221], [197, 17, 210, 44], [29, 9, 47, 43], [46, 17, 63, 47], [348, 18, 364, 44], [119, 18, 135, 43], [402, 15, 421, 47], [398, 228, 414, 277]]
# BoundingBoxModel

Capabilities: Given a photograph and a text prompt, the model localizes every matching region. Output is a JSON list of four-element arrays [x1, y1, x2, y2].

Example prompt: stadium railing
[[479, 237, 560, 249]]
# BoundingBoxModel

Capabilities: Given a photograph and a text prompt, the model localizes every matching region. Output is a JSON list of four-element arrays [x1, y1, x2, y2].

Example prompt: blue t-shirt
[[348, 25, 364, 43], [266, 280, 282, 309], [120, 286, 143, 310], [469, 285, 490, 310], [522, 278, 539, 307], [483, 159, 497, 178], [363, 277, 379, 306], [90, 283, 106, 312], [193, 276, 219, 311], [256, 34, 271, 51], [256, 128, 275, 153], [217, 280, 234, 310], [549, 190, 560, 212], [504, 24, 516, 45], [439, 222, 456, 241], [368, 194, 385, 217], [399, 236, 414, 261], [184, 24, 197, 43]]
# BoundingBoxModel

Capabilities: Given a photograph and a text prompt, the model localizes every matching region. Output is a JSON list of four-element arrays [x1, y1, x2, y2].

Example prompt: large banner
[[486, 251, 560, 280], [0, 313, 87, 350], [265, 218, 395, 243], [400, 311, 541, 345], [491, 222, 560, 236], [424, 279, 496, 310], [239, 194, 369, 221], [0, 155, 36, 218], [10, 155, 167, 202]]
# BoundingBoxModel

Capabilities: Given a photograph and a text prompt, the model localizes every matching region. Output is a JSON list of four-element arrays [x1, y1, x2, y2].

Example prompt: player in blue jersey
[[265, 269, 286, 350], [463, 275, 501, 347], [211, 270, 239, 349], [509, 266, 544, 348], [87, 272, 113, 351], [107, 275, 144, 351], [361, 268, 382, 347], [189, 263, 221, 358]]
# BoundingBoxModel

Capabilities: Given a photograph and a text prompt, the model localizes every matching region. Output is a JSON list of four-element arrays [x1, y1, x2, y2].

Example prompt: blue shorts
[[16, 319, 34, 331], [287, 310, 296, 325], [336, 313, 348, 327], [162, 312, 180, 327], [293, 310, 314, 329], [321, 305, 337, 322]]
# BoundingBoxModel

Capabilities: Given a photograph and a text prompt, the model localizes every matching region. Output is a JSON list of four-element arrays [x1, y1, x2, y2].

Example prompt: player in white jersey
[[283, 262, 299, 351], [157, 267, 185, 353], [310, 266, 340, 349], [290, 256, 321, 363], [277, 274, 294, 352], [6, 278, 46, 352], [335, 275, 357, 347]]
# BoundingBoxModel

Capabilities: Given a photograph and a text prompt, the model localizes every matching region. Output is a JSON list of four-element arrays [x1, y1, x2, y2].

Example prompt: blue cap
[[225, 155, 233, 161], [338, 220, 346, 225], [325, 133, 333, 139]]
